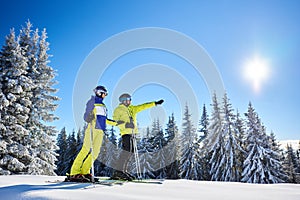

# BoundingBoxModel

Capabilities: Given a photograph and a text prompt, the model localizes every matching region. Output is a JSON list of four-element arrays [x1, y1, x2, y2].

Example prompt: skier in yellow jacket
[[67, 85, 118, 182], [111, 93, 164, 180]]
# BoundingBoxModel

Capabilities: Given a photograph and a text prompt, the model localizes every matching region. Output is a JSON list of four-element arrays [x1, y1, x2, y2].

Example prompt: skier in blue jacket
[[67, 85, 117, 182]]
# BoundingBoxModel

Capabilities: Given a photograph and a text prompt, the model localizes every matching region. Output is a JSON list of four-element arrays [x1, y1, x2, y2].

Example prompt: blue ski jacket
[[84, 95, 116, 130]]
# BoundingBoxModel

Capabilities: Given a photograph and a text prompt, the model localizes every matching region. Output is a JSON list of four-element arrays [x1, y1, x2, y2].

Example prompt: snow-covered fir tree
[[165, 113, 180, 179], [203, 93, 224, 181], [135, 120, 162, 179], [197, 104, 210, 180], [220, 93, 244, 182], [242, 102, 284, 183], [179, 104, 200, 180], [189, 135, 203, 180], [151, 119, 167, 179], [297, 142, 300, 183], [204, 93, 223, 151], [0, 21, 59, 175], [150, 119, 165, 148], [269, 131, 287, 181], [55, 128, 82, 176], [205, 93, 244, 181], [198, 104, 209, 142], [19, 21, 38, 63], [26, 27, 59, 175], [139, 135, 156, 179], [283, 144, 300, 183], [55, 127, 68, 175], [0, 29, 33, 175], [76, 128, 84, 152], [235, 110, 246, 180], [99, 127, 119, 176], [64, 130, 78, 174]]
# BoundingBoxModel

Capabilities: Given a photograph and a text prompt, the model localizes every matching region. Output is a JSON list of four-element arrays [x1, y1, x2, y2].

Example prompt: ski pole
[[132, 130, 142, 180], [89, 122, 95, 183]]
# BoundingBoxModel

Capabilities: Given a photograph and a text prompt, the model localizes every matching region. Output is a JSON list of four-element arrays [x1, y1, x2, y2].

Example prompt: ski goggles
[[120, 97, 131, 101], [95, 89, 108, 96]]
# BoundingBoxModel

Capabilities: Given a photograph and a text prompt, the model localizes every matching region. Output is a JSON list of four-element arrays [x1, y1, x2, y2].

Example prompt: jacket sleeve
[[106, 118, 117, 126], [83, 96, 95, 122], [131, 101, 155, 114]]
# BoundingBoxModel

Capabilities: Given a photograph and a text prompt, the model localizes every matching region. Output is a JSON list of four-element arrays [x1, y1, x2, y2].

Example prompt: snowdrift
[[0, 175, 299, 200]]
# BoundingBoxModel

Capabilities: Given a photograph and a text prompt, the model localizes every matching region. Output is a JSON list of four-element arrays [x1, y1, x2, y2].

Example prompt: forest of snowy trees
[[0, 21, 299, 184], [56, 93, 300, 184], [0, 21, 59, 175]]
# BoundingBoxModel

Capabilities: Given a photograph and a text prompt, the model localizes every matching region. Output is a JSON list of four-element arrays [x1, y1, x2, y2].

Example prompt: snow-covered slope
[[0, 175, 299, 200]]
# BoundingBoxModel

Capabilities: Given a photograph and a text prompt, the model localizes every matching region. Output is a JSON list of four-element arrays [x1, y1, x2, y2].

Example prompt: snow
[[0, 175, 299, 200], [279, 140, 299, 150]]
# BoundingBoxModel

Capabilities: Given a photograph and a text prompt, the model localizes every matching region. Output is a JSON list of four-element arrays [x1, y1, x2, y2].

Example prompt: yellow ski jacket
[[113, 102, 155, 136]]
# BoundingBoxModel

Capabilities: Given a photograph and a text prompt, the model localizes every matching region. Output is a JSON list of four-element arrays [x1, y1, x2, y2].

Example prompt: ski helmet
[[94, 85, 108, 97], [119, 93, 131, 102]]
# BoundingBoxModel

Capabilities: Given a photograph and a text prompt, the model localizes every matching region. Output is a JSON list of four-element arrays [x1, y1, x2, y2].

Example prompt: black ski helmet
[[94, 85, 108, 97], [119, 93, 131, 102]]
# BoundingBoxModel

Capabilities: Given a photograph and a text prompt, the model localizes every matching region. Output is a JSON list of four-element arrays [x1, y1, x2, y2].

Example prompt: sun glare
[[243, 55, 270, 94]]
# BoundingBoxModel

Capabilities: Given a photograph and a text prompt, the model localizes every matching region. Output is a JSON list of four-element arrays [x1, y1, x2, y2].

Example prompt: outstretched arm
[[131, 99, 164, 113], [131, 102, 155, 113]]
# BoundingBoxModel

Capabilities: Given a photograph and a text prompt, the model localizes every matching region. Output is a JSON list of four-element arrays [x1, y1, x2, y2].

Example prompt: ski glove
[[155, 99, 164, 105], [116, 120, 125, 126], [125, 122, 135, 129]]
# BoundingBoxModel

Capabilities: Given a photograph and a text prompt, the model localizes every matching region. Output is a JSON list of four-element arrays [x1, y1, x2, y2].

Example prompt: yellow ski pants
[[70, 121, 104, 175]]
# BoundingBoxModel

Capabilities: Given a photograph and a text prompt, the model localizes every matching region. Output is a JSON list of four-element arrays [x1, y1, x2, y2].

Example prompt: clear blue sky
[[1, 0, 299, 140]]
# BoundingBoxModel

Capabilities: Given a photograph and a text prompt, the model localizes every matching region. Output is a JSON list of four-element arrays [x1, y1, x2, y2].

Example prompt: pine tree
[[0, 28, 33, 174], [55, 127, 68, 175], [235, 110, 246, 180], [204, 93, 223, 151], [242, 102, 284, 183], [190, 137, 203, 180], [24, 24, 59, 175], [198, 104, 209, 142], [76, 128, 84, 151], [197, 104, 211, 181], [203, 93, 223, 181], [139, 136, 155, 179], [151, 119, 167, 179], [205, 93, 244, 181], [19, 21, 38, 63], [0, 21, 59, 175], [269, 131, 287, 182], [283, 144, 299, 183], [297, 141, 300, 183], [179, 104, 199, 179], [34, 28, 59, 122], [102, 127, 119, 176], [136, 120, 161, 179], [165, 113, 180, 179], [65, 130, 78, 175], [219, 93, 243, 182]]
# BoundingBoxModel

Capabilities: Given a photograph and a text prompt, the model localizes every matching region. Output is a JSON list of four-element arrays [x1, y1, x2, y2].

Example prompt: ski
[[128, 179, 163, 184], [46, 177, 163, 187], [94, 179, 124, 186], [98, 177, 163, 185], [46, 179, 124, 186]]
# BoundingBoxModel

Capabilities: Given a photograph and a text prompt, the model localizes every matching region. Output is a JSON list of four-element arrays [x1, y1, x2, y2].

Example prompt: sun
[[243, 55, 270, 94]]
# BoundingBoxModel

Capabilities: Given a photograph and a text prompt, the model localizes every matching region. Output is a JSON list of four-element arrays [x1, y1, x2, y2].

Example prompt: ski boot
[[110, 170, 133, 181], [83, 174, 99, 182], [65, 174, 90, 182]]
